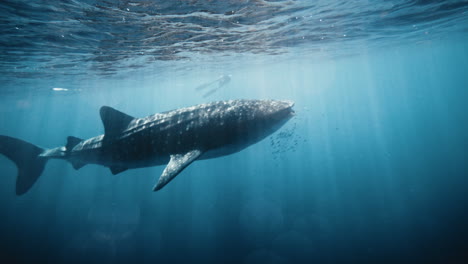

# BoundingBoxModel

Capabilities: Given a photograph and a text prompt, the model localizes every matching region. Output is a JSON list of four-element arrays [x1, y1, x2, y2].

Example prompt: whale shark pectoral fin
[[153, 149, 203, 191], [100, 106, 135, 138], [109, 166, 128, 175]]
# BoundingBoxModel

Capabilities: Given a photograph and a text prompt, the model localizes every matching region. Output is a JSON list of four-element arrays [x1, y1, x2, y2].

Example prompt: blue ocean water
[[1, 1, 468, 263]]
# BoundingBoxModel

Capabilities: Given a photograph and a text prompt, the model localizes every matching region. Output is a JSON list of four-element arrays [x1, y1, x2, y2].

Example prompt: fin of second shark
[[153, 149, 203, 191]]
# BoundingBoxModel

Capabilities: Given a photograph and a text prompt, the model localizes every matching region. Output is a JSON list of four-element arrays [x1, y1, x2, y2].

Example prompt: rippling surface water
[[1, 1, 468, 264], [1, 0, 467, 85]]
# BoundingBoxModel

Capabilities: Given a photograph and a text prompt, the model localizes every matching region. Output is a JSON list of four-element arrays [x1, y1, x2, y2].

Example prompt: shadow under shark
[[0, 99, 295, 195]]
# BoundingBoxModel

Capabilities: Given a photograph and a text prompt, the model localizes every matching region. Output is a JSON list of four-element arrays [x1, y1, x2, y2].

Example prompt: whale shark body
[[0, 99, 294, 195]]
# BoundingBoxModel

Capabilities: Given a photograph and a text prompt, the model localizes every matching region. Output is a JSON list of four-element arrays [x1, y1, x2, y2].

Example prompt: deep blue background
[[1, 37, 468, 264]]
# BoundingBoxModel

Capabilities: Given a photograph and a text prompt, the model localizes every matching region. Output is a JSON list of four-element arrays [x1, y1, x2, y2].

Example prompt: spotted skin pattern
[[41, 99, 295, 191]]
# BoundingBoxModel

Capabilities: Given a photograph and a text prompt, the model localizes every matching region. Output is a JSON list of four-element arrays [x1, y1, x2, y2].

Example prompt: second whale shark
[[0, 99, 295, 195]]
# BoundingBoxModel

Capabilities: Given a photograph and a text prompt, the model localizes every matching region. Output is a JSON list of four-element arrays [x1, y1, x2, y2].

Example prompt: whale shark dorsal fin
[[153, 149, 203, 191], [66, 136, 82, 151], [100, 106, 135, 137]]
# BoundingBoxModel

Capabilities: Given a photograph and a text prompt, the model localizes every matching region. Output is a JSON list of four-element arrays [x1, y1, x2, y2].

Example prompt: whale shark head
[[263, 100, 295, 120], [254, 99, 295, 131], [226, 99, 295, 144]]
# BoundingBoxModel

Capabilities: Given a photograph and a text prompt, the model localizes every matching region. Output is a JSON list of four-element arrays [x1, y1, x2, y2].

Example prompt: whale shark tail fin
[[0, 135, 47, 195]]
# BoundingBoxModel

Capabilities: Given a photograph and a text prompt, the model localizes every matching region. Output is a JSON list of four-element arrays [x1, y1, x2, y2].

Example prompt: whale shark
[[0, 99, 294, 195]]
